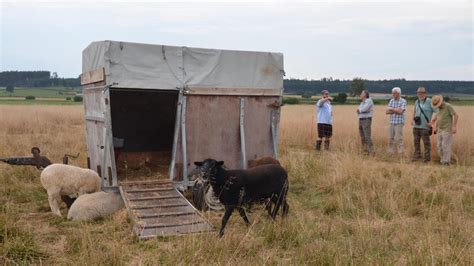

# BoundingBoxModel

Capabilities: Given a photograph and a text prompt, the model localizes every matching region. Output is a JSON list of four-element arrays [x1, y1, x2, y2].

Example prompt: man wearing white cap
[[315, 90, 333, 150], [430, 95, 459, 165], [412, 87, 435, 162], [385, 87, 407, 155]]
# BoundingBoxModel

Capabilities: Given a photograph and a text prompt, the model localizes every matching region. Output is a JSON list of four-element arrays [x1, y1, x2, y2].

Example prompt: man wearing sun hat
[[430, 95, 459, 165], [412, 87, 435, 162]]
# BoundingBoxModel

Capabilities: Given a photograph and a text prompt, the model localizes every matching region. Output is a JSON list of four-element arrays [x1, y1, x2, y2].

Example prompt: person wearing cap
[[430, 95, 459, 165], [315, 90, 333, 150], [385, 87, 407, 155], [411, 87, 435, 162], [357, 90, 374, 154]]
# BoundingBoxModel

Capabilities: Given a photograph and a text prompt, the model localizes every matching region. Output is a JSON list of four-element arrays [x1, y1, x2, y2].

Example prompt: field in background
[[0, 105, 473, 264], [0, 87, 82, 105]]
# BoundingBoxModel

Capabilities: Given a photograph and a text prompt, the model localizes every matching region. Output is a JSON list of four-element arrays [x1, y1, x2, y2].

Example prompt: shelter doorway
[[109, 89, 178, 181]]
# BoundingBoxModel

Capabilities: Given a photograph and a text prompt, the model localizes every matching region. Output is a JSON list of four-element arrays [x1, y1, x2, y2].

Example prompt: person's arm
[[430, 114, 438, 133], [386, 100, 394, 114], [394, 100, 407, 114], [359, 100, 373, 114], [452, 112, 459, 134], [316, 99, 326, 107]]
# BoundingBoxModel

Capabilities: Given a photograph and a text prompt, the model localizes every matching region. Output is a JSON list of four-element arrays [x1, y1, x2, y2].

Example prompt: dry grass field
[[1, 104, 473, 264]]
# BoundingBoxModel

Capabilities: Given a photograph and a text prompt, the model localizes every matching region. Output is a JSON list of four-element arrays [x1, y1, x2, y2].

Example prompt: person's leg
[[442, 132, 453, 164], [437, 132, 443, 163], [388, 124, 395, 154], [421, 129, 431, 162], [413, 128, 422, 160], [366, 119, 373, 154], [324, 124, 332, 150], [395, 124, 404, 155], [359, 120, 366, 152], [316, 124, 323, 150]]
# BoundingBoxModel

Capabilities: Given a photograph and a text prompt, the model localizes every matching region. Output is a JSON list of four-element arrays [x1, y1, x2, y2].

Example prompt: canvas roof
[[82, 41, 284, 92]]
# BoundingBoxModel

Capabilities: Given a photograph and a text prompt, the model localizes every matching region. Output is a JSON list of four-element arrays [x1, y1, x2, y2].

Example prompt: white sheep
[[67, 191, 124, 221], [40, 164, 101, 216]]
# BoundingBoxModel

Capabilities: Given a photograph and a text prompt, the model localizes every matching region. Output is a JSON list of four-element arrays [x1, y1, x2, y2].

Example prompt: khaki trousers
[[388, 124, 404, 155], [437, 131, 453, 164]]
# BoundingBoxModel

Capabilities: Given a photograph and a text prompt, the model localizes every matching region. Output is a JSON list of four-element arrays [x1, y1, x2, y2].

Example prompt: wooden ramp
[[119, 179, 214, 239]]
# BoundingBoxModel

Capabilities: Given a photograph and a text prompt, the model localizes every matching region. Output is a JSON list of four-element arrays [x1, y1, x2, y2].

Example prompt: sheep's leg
[[282, 201, 289, 217], [271, 193, 284, 219], [238, 207, 251, 226], [48, 193, 63, 217], [219, 206, 235, 237]]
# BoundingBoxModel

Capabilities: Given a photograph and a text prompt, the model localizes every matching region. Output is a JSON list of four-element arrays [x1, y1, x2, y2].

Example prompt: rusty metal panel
[[119, 180, 213, 239], [177, 95, 279, 172]]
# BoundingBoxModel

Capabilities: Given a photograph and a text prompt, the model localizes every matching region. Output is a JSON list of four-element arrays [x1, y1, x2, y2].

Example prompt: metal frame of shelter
[[81, 42, 284, 191]]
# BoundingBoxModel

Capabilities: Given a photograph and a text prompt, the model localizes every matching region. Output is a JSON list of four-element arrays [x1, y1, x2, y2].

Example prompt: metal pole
[[169, 91, 183, 180], [240, 98, 247, 169], [181, 95, 188, 188], [271, 109, 278, 159]]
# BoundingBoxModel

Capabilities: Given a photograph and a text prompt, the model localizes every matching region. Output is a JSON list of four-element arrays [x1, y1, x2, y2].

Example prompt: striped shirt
[[388, 97, 407, 125]]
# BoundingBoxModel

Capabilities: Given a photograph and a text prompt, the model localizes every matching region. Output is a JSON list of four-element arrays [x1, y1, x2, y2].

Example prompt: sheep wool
[[40, 164, 101, 216], [67, 191, 125, 221]]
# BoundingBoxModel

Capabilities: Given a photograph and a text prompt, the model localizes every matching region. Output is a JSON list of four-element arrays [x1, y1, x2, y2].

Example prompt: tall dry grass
[[280, 105, 474, 165], [0, 104, 473, 264]]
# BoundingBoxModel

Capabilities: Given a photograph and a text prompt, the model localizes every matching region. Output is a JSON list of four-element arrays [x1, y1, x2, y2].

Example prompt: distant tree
[[25, 95, 35, 100], [334, 92, 348, 104], [73, 96, 83, 102], [444, 95, 450, 102], [350, 78, 366, 96], [302, 93, 312, 99], [6, 85, 14, 93], [66, 97, 71, 101], [282, 97, 300, 105]]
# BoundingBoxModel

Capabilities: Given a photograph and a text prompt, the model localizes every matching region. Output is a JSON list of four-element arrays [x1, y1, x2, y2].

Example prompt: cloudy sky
[[0, 0, 472, 80]]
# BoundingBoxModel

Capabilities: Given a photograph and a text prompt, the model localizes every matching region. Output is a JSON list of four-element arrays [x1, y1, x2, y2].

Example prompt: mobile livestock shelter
[[81, 41, 284, 237], [82, 40, 284, 189]]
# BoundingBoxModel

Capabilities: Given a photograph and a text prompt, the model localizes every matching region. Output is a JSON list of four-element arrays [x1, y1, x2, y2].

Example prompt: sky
[[0, 0, 473, 80]]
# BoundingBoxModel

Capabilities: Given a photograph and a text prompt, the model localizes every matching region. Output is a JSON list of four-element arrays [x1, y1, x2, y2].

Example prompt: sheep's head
[[193, 159, 224, 185]]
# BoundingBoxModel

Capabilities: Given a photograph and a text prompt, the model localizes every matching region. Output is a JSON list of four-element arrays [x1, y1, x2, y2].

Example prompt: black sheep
[[194, 159, 289, 237]]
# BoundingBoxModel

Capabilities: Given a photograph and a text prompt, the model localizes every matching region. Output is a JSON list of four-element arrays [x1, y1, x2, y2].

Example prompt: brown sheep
[[248, 157, 280, 168]]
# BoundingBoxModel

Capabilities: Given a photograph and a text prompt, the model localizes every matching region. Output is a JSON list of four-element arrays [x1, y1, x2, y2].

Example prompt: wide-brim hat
[[431, 95, 444, 108]]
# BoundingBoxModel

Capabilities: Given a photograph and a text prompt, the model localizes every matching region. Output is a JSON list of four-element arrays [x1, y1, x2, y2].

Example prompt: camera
[[414, 116, 421, 125]]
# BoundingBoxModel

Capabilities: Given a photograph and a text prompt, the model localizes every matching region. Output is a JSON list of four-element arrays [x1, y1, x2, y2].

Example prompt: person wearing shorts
[[316, 90, 333, 150]]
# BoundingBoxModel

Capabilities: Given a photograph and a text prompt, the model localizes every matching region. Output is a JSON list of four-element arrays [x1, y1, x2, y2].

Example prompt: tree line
[[284, 78, 474, 96], [0, 71, 80, 88]]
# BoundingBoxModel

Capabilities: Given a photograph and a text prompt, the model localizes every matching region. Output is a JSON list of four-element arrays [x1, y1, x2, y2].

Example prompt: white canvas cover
[[82, 41, 284, 92]]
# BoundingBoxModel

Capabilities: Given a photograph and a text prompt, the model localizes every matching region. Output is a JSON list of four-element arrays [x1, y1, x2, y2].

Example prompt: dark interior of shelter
[[109, 89, 178, 179]]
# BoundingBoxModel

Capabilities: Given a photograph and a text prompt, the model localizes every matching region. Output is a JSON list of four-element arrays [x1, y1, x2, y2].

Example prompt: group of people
[[315, 87, 459, 165]]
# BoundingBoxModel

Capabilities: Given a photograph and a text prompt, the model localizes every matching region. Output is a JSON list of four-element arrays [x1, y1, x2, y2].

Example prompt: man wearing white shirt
[[316, 90, 333, 150], [357, 90, 374, 154]]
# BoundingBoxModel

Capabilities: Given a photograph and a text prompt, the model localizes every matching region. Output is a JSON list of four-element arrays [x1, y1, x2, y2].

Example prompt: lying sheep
[[40, 164, 101, 217], [67, 191, 124, 221], [194, 158, 289, 237]]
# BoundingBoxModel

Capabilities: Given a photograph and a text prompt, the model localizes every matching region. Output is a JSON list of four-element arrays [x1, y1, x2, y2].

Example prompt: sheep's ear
[[194, 161, 204, 166], [217, 161, 224, 166]]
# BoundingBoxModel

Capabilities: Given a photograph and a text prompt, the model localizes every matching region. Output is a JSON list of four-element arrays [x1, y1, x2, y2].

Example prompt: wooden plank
[[142, 220, 205, 229], [240, 98, 247, 169], [128, 195, 181, 201], [126, 187, 174, 193], [186, 87, 282, 96], [137, 211, 195, 218], [119, 179, 172, 186], [131, 203, 189, 209], [81, 68, 105, 85], [85, 115, 105, 122]]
